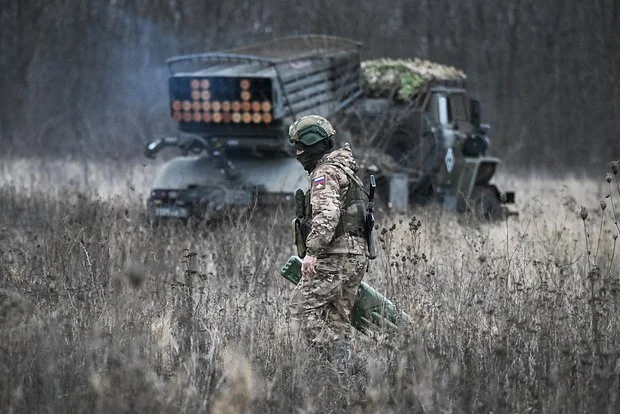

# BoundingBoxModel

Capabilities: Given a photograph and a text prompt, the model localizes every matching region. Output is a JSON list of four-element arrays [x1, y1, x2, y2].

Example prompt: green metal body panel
[[152, 154, 307, 195], [442, 155, 501, 199]]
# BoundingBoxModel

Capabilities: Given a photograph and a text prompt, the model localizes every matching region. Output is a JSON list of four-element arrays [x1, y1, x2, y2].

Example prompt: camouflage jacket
[[305, 143, 367, 257]]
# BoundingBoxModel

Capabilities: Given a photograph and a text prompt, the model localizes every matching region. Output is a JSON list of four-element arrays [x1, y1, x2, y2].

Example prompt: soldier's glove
[[301, 255, 318, 277]]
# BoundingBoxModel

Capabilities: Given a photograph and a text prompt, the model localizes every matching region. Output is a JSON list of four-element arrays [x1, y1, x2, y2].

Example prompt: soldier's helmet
[[288, 115, 336, 146]]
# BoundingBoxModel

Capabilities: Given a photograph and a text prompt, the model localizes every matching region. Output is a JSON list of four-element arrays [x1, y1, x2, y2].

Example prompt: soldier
[[288, 115, 369, 350]]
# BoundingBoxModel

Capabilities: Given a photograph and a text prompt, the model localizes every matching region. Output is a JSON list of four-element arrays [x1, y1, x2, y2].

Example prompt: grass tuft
[[1, 158, 619, 412]]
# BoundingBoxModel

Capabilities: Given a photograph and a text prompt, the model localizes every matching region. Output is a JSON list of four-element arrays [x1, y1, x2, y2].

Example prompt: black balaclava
[[296, 138, 335, 172]]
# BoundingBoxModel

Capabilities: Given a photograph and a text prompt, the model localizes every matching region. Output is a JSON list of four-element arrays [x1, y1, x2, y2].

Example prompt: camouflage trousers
[[290, 253, 368, 346]]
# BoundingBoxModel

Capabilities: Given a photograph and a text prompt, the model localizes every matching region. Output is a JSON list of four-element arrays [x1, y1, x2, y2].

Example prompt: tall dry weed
[[0, 159, 619, 412]]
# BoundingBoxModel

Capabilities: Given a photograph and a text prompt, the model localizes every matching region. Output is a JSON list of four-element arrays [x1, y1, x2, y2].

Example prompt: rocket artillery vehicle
[[144, 35, 515, 222]]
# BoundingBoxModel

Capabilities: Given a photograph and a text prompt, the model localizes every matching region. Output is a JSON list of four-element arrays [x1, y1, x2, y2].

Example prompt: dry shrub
[[0, 159, 619, 413], [210, 349, 258, 414]]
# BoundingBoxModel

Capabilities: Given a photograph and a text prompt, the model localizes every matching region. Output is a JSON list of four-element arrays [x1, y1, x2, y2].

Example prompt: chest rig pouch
[[292, 163, 367, 258]]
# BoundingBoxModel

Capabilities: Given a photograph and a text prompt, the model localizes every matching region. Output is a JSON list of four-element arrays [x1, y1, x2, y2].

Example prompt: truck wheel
[[470, 185, 502, 221]]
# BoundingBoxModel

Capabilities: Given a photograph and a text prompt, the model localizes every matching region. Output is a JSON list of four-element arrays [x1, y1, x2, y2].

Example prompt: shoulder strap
[[322, 162, 369, 197]]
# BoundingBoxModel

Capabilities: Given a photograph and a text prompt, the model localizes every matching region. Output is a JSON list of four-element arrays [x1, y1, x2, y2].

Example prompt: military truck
[[144, 34, 515, 222]]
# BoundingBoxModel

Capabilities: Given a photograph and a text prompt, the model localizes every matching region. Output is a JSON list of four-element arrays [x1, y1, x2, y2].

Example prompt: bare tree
[[0, 0, 618, 168]]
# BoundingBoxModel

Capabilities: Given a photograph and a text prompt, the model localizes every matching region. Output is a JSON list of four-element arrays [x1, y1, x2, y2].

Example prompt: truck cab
[[415, 86, 514, 218], [346, 83, 515, 219]]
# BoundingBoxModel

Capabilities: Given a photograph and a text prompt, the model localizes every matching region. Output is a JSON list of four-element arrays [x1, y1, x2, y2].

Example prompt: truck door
[[437, 92, 472, 157], [436, 92, 470, 145], [447, 93, 472, 137], [434, 94, 457, 190], [431, 92, 469, 204], [428, 92, 468, 147]]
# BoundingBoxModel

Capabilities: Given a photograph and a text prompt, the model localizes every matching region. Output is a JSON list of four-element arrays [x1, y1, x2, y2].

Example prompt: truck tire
[[470, 185, 502, 221]]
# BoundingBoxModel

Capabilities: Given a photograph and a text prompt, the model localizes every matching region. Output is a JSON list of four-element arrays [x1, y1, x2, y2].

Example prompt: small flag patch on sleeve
[[313, 175, 326, 190]]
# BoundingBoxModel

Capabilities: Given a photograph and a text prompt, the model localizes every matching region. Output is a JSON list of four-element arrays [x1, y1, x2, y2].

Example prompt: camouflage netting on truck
[[361, 58, 466, 101]]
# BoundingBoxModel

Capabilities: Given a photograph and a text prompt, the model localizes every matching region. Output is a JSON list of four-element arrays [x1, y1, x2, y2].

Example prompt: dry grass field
[[1, 157, 619, 413]]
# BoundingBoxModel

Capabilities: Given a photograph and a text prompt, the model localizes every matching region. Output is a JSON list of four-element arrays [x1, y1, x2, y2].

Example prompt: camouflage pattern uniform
[[291, 142, 369, 346]]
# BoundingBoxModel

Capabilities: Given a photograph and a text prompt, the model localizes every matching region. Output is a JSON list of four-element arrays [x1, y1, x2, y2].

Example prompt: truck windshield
[[427, 94, 444, 124], [427, 92, 468, 126], [448, 94, 468, 122]]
